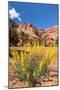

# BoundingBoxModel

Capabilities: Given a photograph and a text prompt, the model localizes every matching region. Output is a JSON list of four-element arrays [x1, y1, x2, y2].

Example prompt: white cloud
[[9, 8, 22, 22], [18, 17, 22, 22]]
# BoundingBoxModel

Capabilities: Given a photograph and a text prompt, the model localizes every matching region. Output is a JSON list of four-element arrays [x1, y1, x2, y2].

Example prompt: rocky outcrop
[[9, 19, 58, 47]]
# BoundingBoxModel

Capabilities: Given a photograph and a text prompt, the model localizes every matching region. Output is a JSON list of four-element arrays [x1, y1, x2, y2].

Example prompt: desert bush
[[9, 19, 19, 46], [10, 41, 57, 87]]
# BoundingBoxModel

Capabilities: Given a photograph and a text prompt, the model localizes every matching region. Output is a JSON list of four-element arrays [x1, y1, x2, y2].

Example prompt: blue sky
[[8, 1, 58, 29]]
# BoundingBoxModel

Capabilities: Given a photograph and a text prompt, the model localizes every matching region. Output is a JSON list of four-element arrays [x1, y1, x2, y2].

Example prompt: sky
[[8, 1, 58, 29]]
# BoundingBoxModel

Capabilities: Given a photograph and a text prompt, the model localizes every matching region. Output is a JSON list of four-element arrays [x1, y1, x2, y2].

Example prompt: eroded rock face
[[16, 23, 58, 46], [42, 26, 58, 46], [9, 19, 58, 47]]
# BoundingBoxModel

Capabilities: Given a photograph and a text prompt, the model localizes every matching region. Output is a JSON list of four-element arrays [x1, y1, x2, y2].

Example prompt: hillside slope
[[9, 19, 58, 47]]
